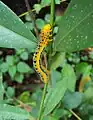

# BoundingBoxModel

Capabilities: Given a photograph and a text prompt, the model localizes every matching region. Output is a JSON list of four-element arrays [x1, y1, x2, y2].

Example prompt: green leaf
[[17, 62, 31, 73], [51, 70, 61, 87], [35, 19, 45, 29], [0, 62, 9, 73], [53, 26, 58, 34], [75, 62, 92, 77], [50, 52, 65, 70], [15, 73, 24, 83], [0, 73, 4, 100], [43, 116, 57, 120], [33, 4, 42, 13], [61, 64, 76, 91], [44, 14, 50, 23], [6, 55, 14, 65], [52, 109, 70, 120], [55, 0, 61, 4], [41, 0, 50, 7], [9, 65, 16, 78], [44, 79, 67, 116], [63, 91, 83, 109], [25, 22, 34, 31], [54, 0, 93, 52], [25, 14, 32, 21], [0, 104, 30, 120], [90, 116, 93, 120], [7, 87, 15, 97], [0, 1, 36, 51], [20, 51, 29, 60], [18, 91, 30, 103], [84, 87, 93, 100], [55, 16, 62, 24]]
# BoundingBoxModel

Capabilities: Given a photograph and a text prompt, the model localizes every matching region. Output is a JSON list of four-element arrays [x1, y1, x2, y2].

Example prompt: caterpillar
[[79, 76, 91, 92], [33, 24, 53, 83]]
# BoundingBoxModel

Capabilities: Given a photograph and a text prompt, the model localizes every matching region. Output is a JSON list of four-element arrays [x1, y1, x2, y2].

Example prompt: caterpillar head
[[40, 24, 53, 43]]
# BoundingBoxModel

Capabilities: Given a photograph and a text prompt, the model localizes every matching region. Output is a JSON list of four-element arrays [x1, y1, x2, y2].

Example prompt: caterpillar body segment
[[33, 24, 52, 83]]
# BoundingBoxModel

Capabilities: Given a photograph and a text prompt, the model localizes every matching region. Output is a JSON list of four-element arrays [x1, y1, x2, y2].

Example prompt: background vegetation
[[0, 0, 93, 120]]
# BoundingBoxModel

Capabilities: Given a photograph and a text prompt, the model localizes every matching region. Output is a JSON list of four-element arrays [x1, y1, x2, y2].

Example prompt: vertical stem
[[38, 83, 48, 120], [50, 0, 55, 27], [37, 1, 55, 120], [48, 0, 55, 67]]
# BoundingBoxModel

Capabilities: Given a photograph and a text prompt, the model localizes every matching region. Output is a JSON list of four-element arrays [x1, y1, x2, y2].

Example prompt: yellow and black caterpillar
[[33, 24, 53, 83]]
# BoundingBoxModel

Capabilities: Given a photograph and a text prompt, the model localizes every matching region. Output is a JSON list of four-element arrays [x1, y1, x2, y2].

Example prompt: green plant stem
[[69, 109, 82, 120], [50, 0, 55, 26], [38, 1, 55, 120], [48, 0, 55, 67], [38, 83, 48, 120]]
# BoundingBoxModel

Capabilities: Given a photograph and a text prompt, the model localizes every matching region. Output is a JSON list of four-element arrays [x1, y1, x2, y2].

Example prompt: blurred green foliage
[[0, 0, 93, 120]]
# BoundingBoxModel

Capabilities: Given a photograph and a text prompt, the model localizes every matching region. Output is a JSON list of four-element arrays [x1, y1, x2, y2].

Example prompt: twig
[[19, 9, 35, 18], [24, 0, 39, 39], [69, 109, 82, 120]]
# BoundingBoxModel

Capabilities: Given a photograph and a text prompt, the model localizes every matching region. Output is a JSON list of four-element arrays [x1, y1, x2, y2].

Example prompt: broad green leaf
[[17, 62, 31, 73], [63, 91, 83, 109], [50, 52, 65, 70], [61, 64, 76, 91], [0, 104, 30, 120], [44, 79, 67, 115], [54, 0, 93, 52], [51, 70, 61, 87], [0, 73, 4, 100], [0, 1, 36, 51]]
